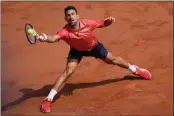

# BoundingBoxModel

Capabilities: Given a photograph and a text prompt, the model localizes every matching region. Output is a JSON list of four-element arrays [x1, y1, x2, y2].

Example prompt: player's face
[[65, 9, 79, 27]]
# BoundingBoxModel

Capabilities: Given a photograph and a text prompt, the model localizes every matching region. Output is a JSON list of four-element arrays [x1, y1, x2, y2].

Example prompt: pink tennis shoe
[[40, 98, 52, 113], [133, 65, 152, 80]]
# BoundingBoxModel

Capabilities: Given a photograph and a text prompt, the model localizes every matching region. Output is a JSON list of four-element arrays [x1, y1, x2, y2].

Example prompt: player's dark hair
[[64, 6, 77, 16]]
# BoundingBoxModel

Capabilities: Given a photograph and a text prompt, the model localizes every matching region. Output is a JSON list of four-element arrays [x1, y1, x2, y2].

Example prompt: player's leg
[[52, 59, 78, 91], [92, 42, 151, 80], [40, 48, 83, 113], [102, 52, 151, 79], [102, 52, 129, 68]]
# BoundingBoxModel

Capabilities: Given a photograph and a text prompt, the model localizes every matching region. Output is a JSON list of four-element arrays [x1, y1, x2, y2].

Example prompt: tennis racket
[[24, 23, 39, 44]]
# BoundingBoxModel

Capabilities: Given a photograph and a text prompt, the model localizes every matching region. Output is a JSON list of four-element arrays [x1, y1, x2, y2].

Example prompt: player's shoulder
[[56, 25, 69, 34], [58, 24, 68, 31], [79, 18, 94, 26], [79, 18, 93, 22]]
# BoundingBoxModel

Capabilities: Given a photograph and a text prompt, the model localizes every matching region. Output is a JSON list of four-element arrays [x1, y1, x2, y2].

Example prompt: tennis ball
[[27, 29, 34, 35]]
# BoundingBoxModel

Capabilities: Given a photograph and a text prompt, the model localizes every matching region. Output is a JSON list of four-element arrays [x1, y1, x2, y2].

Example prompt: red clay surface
[[1, 2, 173, 116]]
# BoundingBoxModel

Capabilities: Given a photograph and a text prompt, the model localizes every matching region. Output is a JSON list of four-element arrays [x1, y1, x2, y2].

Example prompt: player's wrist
[[39, 33, 48, 41]]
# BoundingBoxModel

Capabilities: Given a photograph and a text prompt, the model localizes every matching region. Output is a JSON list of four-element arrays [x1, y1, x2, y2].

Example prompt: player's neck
[[70, 21, 80, 30]]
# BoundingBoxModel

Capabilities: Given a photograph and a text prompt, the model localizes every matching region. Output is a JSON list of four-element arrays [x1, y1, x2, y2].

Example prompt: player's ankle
[[128, 64, 136, 73], [47, 89, 57, 101]]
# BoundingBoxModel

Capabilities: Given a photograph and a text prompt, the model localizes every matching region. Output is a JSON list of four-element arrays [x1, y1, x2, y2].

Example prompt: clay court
[[1, 1, 173, 116]]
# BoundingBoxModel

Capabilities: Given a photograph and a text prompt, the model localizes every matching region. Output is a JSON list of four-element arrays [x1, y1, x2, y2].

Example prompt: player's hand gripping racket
[[25, 23, 39, 44]]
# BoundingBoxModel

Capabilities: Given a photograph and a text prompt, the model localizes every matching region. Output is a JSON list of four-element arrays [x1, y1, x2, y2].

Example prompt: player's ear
[[77, 14, 79, 19]]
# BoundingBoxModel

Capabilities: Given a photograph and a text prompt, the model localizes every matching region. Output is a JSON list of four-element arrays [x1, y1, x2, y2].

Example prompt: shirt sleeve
[[56, 28, 68, 40], [86, 19, 105, 29]]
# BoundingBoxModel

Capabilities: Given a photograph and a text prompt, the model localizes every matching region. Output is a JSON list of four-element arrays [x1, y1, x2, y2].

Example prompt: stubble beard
[[69, 21, 78, 28]]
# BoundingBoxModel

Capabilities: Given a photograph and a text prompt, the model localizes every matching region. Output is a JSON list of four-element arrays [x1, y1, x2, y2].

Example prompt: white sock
[[47, 89, 57, 101], [128, 64, 136, 73]]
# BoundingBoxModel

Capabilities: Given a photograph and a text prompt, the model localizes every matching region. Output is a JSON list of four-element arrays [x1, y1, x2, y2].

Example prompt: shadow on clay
[[2, 75, 146, 111]]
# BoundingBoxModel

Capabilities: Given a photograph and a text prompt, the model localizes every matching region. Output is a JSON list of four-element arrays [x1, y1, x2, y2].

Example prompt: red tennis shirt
[[56, 18, 105, 51]]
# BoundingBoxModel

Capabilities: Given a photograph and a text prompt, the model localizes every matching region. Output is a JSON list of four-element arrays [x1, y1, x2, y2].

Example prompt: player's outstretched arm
[[37, 33, 60, 43]]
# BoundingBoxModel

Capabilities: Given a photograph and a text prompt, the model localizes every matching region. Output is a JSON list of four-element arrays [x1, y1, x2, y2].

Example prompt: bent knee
[[64, 60, 78, 76], [64, 67, 76, 76]]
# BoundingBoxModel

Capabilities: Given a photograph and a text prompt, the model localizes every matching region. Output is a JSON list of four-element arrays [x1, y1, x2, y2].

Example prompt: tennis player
[[36, 6, 152, 113]]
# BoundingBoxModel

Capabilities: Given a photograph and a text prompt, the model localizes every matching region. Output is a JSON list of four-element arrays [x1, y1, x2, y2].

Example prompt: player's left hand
[[104, 16, 115, 26], [105, 16, 115, 22]]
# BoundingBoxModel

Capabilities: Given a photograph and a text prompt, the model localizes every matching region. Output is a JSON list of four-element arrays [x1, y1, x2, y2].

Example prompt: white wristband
[[39, 33, 48, 41]]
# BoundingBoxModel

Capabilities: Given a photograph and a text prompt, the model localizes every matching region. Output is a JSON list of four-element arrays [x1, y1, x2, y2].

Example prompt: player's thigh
[[65, 48, 83, 74], [67, 48, 83, 63], [91, 42, 108, 59], [91, 42, 114, 62]]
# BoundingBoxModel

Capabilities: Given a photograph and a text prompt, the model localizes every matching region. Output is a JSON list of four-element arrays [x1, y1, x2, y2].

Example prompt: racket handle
[[35, 34, 40, 40], [32, 28, 40, 40]]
